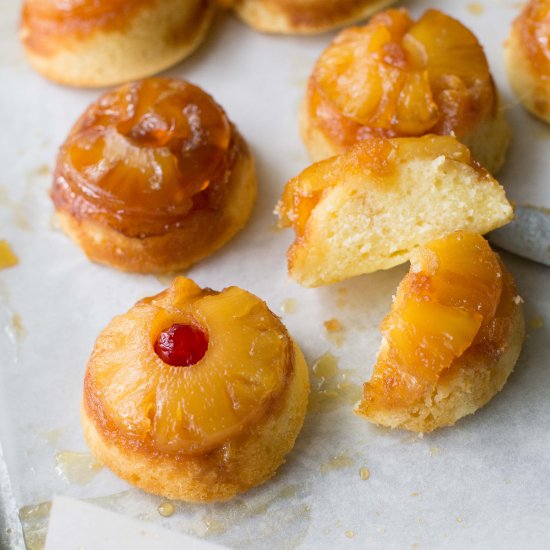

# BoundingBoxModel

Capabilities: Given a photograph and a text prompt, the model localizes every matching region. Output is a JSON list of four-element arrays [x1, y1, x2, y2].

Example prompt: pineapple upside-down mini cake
[[82, 277, 310, 502], [301, 8, 509, 173], [505, 0, 550, 124], [356, 231, 525, 432], [276, 134, 513, 287], [225, 0, 398, 34], [52, 77, 256, 274], [20, 0, 215, 87]]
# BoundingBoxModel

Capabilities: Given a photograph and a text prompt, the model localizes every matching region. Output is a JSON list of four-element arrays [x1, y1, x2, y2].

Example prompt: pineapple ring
[[82, 278, 309, 502], [52, 77, 257, 274], [301, 8, 510, 173], [356, 232, 525, 433], [19, 0, 215, 87], [228, 0, 398, 35], [505, 0, 550, 124]]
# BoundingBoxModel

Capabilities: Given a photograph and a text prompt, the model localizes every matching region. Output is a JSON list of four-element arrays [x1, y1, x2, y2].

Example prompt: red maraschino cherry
[[154, 323, 208, 367]]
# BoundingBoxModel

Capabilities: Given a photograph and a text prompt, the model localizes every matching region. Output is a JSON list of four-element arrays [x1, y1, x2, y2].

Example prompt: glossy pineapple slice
[[315, 9, 440, 134], [356, 232, 522, 431], [306, 8, 502, 168], [84, 278, 292, 454], [54, 78, 231, 237]]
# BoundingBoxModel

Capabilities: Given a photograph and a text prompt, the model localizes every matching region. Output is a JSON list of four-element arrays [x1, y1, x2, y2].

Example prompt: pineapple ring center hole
[[154, 323, 208, 367]]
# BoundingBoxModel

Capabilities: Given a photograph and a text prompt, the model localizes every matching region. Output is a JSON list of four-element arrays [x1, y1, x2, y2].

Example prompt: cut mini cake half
[[355, 231, 524, 432], [276, 135, 513, 287]]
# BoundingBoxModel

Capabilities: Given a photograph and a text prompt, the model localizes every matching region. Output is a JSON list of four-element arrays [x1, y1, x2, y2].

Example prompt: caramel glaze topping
[[52, 78, 236, 238], [516, 1, 550, 75], [308, 9, 497, 149], [83, 279, 294, 456], [21, 0, 154, 52]]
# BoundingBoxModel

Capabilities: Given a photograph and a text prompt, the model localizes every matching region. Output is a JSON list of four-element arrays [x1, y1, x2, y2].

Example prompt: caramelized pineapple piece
[[313, 8, 494, 136], [315, 9, 440, 135], [356, 231, 523, 431], [86, 278, 292, 454], [305, 8, 506, 171], [0, 240, 18, 270], [383, 300, 482, 384], [56, 78, 232, 237]]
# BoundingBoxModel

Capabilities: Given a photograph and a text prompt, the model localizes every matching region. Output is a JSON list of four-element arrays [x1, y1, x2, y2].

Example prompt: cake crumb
[[529, 316, 544, 330], [323, 318, 346, 346], [513, 295, 524, 305], [429, 446, 440, 457], [281, 298, 297, 314], [0, 240, 18, 270], [410, 492, 420, 497], [345, 530, 355, 538], [467, 2, 484, 15], [324, 318, 343, 332], [359, 467, 370, 480]]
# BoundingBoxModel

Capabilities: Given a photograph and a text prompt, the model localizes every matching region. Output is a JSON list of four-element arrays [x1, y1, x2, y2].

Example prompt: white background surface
[[0, 0, 549, 548]]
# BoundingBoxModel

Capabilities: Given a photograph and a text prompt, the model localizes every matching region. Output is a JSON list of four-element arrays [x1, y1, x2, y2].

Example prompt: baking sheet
[[1, 0, 549, 548]]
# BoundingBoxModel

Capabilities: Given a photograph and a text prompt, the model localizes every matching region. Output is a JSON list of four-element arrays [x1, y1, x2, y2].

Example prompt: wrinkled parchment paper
[[1, 0, 549, 548]]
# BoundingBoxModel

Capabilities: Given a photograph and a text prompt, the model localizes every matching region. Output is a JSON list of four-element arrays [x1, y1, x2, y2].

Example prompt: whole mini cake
[[52, 77, 256, 274], [356, 231, 525, 432], [20, 0, 215, 87], [301, 8, 510, 173], [82, 277, 309, 501]]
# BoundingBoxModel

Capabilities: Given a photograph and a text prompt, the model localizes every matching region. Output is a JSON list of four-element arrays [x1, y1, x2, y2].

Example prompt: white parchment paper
[[0, 0, 549, 548]]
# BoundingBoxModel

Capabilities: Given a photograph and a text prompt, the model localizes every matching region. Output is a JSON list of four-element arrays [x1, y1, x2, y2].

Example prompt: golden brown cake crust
[[82, 280, 310, 502], [505, 0, 550, 123], [230, 0, 398, 34], [20, 0, 215, 87], [54, 142, 256, 274], [52, 79, 257, 274]]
